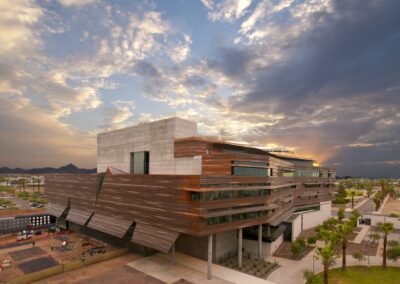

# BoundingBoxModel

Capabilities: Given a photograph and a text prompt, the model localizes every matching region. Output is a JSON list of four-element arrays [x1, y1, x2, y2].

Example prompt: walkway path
[[375, 194, 390, 214], [352, 224, 370, 244], [266, 239, 400, 284], [128, 252, 275, 284], [127, 253, 230, 284], [353, 193, 375, 214]]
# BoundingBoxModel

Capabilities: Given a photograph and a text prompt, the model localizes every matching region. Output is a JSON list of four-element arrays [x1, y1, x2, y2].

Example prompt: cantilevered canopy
[[270, 208, 295, 227], [66, 208, 93, 226], [88, 213, 132, 238], [47, 203, 68, 218], [132, 223, 179, 253]]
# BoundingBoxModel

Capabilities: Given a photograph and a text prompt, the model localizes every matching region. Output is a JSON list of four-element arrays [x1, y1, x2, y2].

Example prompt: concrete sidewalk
[[351, 224, 370, 244], [266, 239, 400, 284], [128, 252, 274, 284]]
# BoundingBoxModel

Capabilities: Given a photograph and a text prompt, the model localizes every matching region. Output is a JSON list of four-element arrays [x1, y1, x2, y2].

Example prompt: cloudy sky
[[0, 0, 399, 178]]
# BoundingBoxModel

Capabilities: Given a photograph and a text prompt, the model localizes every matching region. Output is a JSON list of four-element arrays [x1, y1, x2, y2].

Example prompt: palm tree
[[368, 232, 381, 246], [349, 191, 356, 209], [31, 177, 36, 193], [349, 210, 361, 227], [366, 185, 373, 198], [316, 245, 337, 284], [337, 222, 353, 271], [337, 208, 345, 223], [376, 222, 395, 268], [37, 177, 41, 192]]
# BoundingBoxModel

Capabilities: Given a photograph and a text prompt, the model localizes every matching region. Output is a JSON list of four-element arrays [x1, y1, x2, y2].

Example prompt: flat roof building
[[45, 117, 335, 279]]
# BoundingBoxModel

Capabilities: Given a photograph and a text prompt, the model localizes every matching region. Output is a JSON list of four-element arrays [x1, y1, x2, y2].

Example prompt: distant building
[[46, 117, 335, 279]]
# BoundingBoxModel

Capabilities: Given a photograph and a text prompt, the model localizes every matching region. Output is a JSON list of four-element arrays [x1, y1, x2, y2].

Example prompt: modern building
[[45, 117, 335, 279]]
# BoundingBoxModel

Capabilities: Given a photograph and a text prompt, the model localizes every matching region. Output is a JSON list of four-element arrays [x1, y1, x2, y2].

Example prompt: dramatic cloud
[[58, 0, 98, 7], [0, 0, 399, 177], [205, 0, 253, 22]]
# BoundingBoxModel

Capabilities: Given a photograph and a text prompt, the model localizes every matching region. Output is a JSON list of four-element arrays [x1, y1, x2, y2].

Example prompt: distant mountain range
[[0, 163, 96, 174]]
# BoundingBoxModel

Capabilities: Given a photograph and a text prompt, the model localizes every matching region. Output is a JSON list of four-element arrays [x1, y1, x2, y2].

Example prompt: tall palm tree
[[337, 208, 345, 223], [376, 222, 395, 268], [337, 222, 353, 271], [31, 177, 36, 193], [316, 245, 337, 284], [350, 191, 356, 209]]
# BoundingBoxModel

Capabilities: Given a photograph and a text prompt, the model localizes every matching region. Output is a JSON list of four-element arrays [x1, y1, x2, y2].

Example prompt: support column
[[171, 243, 176, 264], [238, 228, 243, 268], [258, 224, 263, 260], [207, 234, 213, 280], [266, 224, 271, 236]]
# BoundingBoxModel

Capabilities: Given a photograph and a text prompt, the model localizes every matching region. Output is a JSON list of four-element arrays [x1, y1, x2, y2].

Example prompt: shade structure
[[66, 208, 93, 226], [270, 208, 295, 227], [47, 203, 68, 218], [87, 213, 132, 238], [132, 222, 179, 253]]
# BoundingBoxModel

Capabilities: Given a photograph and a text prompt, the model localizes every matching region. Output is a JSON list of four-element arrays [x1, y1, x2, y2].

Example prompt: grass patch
[[29, 197, 48, 204], [0, 198, 16, 209], [31, 191, 45, 198], [16, 191, 30, 200], [0, 186, 15, 194], [346, 189, 364, 197], [315, 266, 400, 284], [0, 198, 14, 206]]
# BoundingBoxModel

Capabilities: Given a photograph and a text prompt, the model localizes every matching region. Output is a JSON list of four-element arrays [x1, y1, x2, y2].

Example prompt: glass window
[[232, 161, 269, 166], [131, 151, 149, 174], [232, 166, 269, 177]]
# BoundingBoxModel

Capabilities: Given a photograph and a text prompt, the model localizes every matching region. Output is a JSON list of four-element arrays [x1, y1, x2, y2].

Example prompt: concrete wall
[[363, 214, 400, 228], [243, 234, 283, 257], [302, 201, 331, 230], [291, 201, 332, 240], [176, 231, 238, 262], [291, 214, 302, 242], [97, 117, 201, 174], [215, 230, 237, 261], [175, 234, 209, 261]]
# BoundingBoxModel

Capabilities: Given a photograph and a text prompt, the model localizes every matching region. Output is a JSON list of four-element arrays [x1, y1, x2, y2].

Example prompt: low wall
[[243, 233, 283, 257], [363, 214, 400, 228], [7, 248, 128, 284], [292, 201, 332, 241], [176, 231, 238, 262]]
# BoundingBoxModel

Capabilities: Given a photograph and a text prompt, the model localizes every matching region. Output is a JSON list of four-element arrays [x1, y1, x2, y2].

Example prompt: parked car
[[16, 234, 32, 241]]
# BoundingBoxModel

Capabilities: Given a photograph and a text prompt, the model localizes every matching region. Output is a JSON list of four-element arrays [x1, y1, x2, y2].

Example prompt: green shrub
[[389, 213, 400, 218], [333, 197, 349, 204], [303, 269, 317, 284], [388, 240, 399, 248], [307, 236, 317, 246], [387, 246, 400, 261], [291, 241, 301, 257], [0, 198, 15, 207], [16, 191, 30, 199], [32, 191, 44, 197], [0, 186, 15, 194]]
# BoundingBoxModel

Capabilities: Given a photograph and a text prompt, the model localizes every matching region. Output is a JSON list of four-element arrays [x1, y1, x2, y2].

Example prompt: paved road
[[357, 197, 375, 214], [331, 196, 375, 218]]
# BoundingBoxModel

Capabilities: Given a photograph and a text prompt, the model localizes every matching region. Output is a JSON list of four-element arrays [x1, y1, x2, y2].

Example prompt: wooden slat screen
[[66, 208, 92, 225], [47, 203, 67, 218], [132, 222, 179, 253], [87, 213, 132, 238]]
